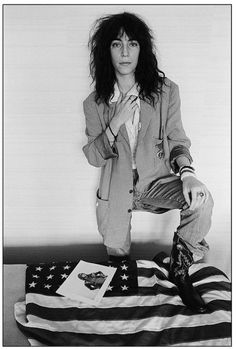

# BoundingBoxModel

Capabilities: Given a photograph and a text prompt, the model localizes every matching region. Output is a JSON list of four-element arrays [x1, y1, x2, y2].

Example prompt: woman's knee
[[204, 190, 214, 211]]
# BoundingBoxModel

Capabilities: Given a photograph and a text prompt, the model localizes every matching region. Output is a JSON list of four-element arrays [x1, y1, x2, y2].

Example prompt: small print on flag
[[56, 260, 117, 305]]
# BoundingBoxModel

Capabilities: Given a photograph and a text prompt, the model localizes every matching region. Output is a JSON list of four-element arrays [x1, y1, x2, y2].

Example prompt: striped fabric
[[14, 253, 231, 346]]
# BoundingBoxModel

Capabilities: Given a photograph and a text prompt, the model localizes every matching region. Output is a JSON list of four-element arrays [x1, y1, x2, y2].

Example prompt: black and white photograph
[[3, 3, 232, 346], [56, 260, 116, 305]]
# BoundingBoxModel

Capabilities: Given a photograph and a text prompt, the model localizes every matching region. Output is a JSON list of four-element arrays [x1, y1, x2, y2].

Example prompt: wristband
[[181, 172, 196, 180], [179, 165, 195, 174]]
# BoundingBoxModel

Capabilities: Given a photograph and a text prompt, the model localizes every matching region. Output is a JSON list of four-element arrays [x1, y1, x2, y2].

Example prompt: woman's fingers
[[114, 94, 139, 125], [189, 187, 207, 210], [183, 187, 190, 207], [188, 189, 197, 210]]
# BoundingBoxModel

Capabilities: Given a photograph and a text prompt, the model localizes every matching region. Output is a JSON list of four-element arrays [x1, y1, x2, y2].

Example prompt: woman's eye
[[129, 41, 139, 47], [111, 42, 121, 48]]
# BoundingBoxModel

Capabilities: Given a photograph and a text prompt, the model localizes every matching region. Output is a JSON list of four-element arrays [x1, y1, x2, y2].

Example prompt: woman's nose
[[121, 44, 129, 57]]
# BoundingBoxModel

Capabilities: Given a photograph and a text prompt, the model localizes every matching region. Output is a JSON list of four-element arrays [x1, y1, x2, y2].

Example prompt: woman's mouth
[[119, 62, 131, 66]]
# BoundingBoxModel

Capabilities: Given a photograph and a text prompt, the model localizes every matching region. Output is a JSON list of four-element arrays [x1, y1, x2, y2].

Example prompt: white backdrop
[[4, 5, 231, 276]]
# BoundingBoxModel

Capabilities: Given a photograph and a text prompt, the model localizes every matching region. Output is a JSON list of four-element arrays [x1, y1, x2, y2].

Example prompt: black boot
[[108, 255, 130, 264], [169, 233, 207, 313]]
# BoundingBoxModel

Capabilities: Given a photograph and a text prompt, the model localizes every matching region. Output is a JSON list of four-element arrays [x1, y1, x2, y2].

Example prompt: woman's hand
[[181, 176, 209, 211], [110, 94, 139, 134]]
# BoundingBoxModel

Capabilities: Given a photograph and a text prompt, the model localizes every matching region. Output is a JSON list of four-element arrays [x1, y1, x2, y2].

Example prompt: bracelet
[[180, 169, 195, 175], [179, 165, 196, 180], [179, 165, 195, 174], [108, 124, 117, 141]]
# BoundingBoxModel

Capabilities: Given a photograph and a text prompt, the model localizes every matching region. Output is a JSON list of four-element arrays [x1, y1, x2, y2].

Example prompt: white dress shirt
[[110, 83, 140, 169]]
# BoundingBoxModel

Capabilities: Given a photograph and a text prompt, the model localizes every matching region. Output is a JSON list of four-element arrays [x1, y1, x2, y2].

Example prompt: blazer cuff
[[94, 132, 118, 160], [170, 145, 193, 173]]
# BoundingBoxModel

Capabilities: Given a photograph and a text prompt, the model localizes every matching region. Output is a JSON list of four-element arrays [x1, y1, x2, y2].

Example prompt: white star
[[47, 274, 54, 280], [121, 285, 128, 291], [29, 281, 37, 288], [36, 266, 42, 271], [32, 274, 39, 279], [121, 274, 129, 280], [107, 285, 113, 291], [61, 273, 68, 279], [49, 266, 56, 271], [121, 264, 128, 270], [63, 265, 71, 270], [44, 284, 51, 289]]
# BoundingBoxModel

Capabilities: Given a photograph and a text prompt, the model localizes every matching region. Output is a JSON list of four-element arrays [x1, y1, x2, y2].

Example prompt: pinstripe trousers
[[107, 169, 213, 261]]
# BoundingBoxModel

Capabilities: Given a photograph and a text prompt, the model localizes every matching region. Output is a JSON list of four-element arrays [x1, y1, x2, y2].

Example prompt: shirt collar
[[110, 82, 140, 103]]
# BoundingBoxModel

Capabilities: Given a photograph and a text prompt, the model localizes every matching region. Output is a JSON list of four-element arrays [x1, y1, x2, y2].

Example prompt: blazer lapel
[[119, 124, 130, 144], [138, 99, 157, 143], [108, 102, 130, 145]]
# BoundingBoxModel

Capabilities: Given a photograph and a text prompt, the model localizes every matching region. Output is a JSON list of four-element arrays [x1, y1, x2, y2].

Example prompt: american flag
[[15, 253, 231, 346]]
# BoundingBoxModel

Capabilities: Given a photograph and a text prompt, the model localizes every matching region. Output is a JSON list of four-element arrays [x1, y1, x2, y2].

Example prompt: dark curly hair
[[88, 12, 165, 106]]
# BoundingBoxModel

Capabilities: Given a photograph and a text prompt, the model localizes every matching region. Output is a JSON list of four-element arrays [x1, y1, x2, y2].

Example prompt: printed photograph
[[56, 260, 116, 305]]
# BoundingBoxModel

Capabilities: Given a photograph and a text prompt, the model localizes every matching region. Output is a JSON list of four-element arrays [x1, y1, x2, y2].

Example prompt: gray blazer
[[82, 78, 192, 249]]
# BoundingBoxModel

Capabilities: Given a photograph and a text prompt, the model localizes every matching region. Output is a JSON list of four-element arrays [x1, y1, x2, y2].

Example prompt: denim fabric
[[132, 175, 213, 261]]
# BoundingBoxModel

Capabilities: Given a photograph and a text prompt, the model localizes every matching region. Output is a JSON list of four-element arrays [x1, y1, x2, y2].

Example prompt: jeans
[[107, 170, 214, 261]]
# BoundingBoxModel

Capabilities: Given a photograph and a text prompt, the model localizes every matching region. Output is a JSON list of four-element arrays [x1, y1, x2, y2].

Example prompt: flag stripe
[[137, 277, 230, 293], [138, 265, 229, 284], [15, 300, 230, 337], [16, 319, 231, 346], [138, 267, 167, 280], [25, 279, 230, 299], [27, 293, 183, 309], [137, 282, 230, 298], [26, 300, 230, 323], [26, 287, 230, 310], [26, 311, 231, 336], [202, 291, 230, 303], [190, 269, 229, 285], [195, 281, 231, 292]]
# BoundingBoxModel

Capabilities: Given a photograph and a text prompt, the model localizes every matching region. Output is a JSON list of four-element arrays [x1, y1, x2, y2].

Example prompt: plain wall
[[4, 5, 231, 277]]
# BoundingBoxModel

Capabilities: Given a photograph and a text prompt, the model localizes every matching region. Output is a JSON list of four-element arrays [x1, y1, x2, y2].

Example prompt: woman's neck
[[116, 75, 136, 95]]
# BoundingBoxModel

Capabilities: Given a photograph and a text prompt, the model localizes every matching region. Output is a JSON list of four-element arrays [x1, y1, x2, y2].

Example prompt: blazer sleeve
[[82, 95, 118, 168], [166, 82, 193, 173]]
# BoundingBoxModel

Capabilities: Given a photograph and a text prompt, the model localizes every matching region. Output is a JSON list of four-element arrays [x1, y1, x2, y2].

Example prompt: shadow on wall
[[4, 242, 173, 264]]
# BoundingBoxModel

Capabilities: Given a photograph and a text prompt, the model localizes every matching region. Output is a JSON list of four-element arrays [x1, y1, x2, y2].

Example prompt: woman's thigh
[[134, 178, 187, 213]]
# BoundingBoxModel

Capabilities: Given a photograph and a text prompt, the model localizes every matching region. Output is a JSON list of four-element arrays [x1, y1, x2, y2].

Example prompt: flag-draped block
[[14, 253, 231, 346]]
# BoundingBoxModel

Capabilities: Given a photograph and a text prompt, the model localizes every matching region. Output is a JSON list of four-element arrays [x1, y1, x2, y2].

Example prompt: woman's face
[[110, 31, 140, 78]]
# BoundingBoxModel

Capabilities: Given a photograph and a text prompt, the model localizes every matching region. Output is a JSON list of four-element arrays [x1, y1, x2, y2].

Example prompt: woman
[[82, 12, 213, 313]]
